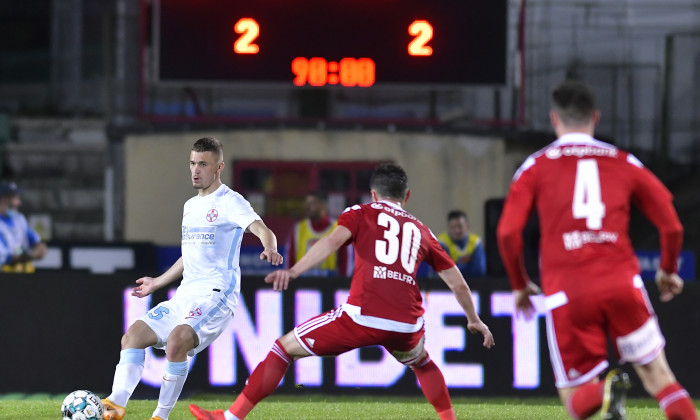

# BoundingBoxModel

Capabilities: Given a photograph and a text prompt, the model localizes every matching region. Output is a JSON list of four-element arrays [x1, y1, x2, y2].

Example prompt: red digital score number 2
[[232, 18, 434, 86]]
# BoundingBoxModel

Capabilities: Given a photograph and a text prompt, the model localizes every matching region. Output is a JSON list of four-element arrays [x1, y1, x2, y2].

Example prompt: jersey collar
[[552, 133, 617, 152], [379, 200, 403, 210], [553, 133, 597, 145]]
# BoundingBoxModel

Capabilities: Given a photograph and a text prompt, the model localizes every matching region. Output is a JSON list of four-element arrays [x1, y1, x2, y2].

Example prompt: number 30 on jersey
[[375, 213, 422, 273]]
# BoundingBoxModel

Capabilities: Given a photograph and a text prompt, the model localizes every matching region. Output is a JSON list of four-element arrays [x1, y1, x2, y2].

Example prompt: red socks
[[566, 382, 604, 419], [228, 344, 698, 420], [411, 355, 455, 419], [229, 340, 292, 419], [656, 382, 698, 420], [566, 380, 698, 420]]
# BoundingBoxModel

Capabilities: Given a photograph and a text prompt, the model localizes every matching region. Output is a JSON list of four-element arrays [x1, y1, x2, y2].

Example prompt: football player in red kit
[[190, 162, 494, 420], [497, 80, 697, 420]]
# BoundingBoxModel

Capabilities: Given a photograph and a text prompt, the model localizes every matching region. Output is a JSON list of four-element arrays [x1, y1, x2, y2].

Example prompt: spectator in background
[[284, 191, 351, 277], [437, 210, 486, 277], [0, 180, 47, 273]]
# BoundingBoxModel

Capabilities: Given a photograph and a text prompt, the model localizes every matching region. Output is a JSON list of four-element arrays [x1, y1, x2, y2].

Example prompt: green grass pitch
[[0, 394, 692, 419]]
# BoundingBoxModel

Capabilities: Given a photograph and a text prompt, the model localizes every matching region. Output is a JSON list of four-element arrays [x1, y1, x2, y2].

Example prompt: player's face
[[447, 217, 469, 240], [190, 150, 222, 192]]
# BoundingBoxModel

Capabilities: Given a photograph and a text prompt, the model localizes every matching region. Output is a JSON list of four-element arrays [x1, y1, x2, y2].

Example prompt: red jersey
[[497, 133, 683, 296], [337, 200, 455, 324]]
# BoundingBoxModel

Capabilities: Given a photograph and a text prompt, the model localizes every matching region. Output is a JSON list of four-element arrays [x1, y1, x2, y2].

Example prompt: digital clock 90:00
[[155, 0, 507, 87]]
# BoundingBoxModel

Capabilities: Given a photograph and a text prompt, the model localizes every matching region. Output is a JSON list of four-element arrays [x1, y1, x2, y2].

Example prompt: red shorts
[[293, 306, 425, 365], [546, 276, 665, 388]]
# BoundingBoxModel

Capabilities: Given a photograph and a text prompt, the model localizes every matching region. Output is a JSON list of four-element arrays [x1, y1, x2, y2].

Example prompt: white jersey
[[177, 184, 260, 312], [0, 210, 40, 262]]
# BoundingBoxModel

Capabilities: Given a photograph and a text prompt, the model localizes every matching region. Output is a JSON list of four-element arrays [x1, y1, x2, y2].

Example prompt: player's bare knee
[[634, 359, 677, 396], [405, 349, 429, 369], [121, 329, 143, 349], [166, 325, 198, 360], [278, 331, 309, 360], [120, 333, 131, 350], [121, 320, 156, 350]]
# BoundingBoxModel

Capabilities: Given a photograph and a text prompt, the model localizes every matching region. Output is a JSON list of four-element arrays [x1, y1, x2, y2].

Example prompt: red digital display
[[156, 0, 507, 86], [233, 18, 260, 55], [231, 16, 438, 87], [292, 57, 375, 87]]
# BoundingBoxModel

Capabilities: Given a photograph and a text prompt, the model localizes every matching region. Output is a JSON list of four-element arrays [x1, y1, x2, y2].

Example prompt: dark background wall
[[2, 271, 698, 399]]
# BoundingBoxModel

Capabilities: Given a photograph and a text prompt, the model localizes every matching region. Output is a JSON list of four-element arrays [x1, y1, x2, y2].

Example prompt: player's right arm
[[497, 158, 542, 318], [132, 256, 184, 298], [265, 225, 352, 291], [497, 159, 537, 291], [438, 265, 495, 348]]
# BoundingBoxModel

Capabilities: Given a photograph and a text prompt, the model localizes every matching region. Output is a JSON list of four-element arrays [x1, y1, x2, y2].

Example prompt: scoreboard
[[155, 0, 508, 87]]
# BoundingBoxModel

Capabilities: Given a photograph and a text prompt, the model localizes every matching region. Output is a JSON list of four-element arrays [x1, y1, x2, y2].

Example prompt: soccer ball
[[61, 390, 104, 420]]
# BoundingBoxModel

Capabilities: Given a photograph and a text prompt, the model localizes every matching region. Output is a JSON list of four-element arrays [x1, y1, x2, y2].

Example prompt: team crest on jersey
[[206, 208, 219, 222], [186, 307, 202, 319]]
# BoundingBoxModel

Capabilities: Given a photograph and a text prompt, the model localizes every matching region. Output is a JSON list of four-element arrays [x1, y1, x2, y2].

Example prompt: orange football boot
[[188, 404, 226, 420]]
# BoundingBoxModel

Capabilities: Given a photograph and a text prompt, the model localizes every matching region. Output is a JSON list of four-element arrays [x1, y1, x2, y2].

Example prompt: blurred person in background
[[0, 180, 47, 273], [497, 80, 697, 420], [437, 210, 486, 277], [284, 191, 351, 277]]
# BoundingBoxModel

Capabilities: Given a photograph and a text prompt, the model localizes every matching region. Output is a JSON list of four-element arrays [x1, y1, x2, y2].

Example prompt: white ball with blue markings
[[61, 390, 104, 420]]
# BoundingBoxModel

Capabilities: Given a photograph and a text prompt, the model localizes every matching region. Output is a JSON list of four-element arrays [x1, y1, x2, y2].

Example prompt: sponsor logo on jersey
[[562, 230, 618, 250], [305, 338, 315, 348], [372, 203, 419, 222], [373, 265, 416, 285], [206, 208, 219, 222], [181, 226, 216, 244], [546, 145, 618, 159]]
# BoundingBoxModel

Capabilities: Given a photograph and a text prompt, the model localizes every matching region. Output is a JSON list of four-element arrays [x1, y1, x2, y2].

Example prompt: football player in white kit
[[102, 137, 283, 420]]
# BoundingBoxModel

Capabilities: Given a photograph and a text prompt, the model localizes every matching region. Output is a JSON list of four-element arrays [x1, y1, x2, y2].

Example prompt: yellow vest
[[294, 219, 338, 271], [437, 232, 480, 265], [1, 262, 35, 273]]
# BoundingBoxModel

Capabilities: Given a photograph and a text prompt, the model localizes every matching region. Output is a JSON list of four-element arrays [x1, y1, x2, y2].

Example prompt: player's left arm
[[248, 219, 283, 266], [629, 161, 684, 301], [265, 225, 352, 291], [438, 265, 495, 348]]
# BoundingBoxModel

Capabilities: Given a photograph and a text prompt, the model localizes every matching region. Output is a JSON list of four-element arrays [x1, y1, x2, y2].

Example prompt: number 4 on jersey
[[573, 159, 606, 230]]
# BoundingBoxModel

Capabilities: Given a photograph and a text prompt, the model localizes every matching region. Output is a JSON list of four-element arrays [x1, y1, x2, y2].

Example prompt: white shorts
[[140, 289, 233, 356]]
